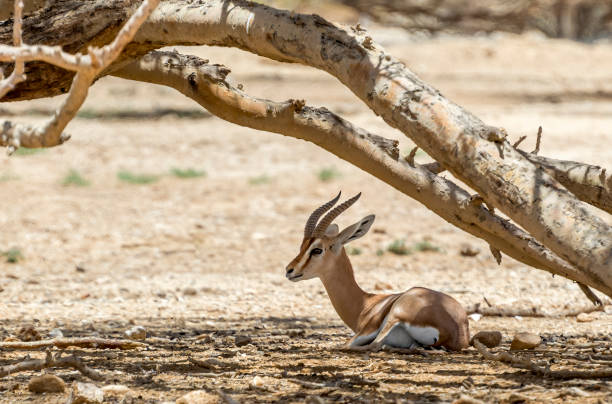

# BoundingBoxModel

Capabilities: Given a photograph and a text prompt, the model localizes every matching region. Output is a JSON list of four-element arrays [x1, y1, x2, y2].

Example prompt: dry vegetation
[[1, 5, 612, 403]]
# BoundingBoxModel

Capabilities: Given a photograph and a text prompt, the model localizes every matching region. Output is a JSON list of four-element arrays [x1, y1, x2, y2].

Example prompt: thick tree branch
[[112, 51, 612, 298]]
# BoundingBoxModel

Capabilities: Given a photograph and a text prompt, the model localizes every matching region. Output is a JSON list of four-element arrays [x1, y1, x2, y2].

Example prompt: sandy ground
[[1, 14, 612, 404]]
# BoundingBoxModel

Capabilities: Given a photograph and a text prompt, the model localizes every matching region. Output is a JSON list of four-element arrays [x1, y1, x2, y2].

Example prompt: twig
[[0, 337, 146, 350], [474, 339, 612, 379], [577, 283, 603, 306], [531, 126, 542, 155], [287, 378, 328, 389], [512, 135, 527, 148], [466, 303, 608, 317], [0, 351, 103, 380], [405, 146, 418, 166]]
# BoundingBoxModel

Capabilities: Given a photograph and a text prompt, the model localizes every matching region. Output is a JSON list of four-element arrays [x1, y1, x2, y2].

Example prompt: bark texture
[[1, 0, 611, 298]]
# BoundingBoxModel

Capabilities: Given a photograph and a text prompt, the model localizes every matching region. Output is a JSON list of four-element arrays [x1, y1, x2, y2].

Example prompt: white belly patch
[[382, 323, 439, 348]]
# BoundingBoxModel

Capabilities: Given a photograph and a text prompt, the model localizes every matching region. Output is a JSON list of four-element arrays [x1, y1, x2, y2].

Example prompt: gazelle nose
[[286, 268, 294, 274]]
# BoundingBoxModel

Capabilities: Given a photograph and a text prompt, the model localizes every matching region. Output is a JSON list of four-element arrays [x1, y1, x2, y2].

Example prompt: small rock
[[125, 326, 146, 340], [66, 382, 104, 404], [251, 375, 265, 388], [101, 384, 130, 394], [234, 335, 252, 347], [28, 374, 66, 393], [49, 328, 64, 338], [468, 313, 482, 322], [460, 244, 480, 257], [576, 312, 595, 323], [471, 331, 502, 348], [504, 392, 531, 403], [17, 325, 41, 341], [175, 390, 221, 404], [510, 332, 541, 350], [183, 287, 198, 296]]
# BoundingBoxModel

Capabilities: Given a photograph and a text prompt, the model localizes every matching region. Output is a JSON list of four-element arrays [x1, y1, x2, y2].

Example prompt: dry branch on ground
[[0, 351, 103, 380], [0, 337, 146, 350]]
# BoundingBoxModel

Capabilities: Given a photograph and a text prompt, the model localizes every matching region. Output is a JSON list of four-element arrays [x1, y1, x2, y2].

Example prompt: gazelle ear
[[331, 215, 375, 253], [324, 224, 339, 237]]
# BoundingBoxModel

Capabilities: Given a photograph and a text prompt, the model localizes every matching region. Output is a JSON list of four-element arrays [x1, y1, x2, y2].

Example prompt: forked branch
[[0, 0, 160, 152]]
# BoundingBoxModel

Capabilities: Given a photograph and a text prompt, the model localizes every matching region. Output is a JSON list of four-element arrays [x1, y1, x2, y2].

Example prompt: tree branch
[[112, 50, 612, 298], [0, 337, 146, 350], [0, 0, 160, 152], [0, 351, 103, 380]]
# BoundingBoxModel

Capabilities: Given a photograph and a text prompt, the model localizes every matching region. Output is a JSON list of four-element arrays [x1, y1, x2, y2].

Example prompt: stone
[[251, 375, 265, 388], [49, 328, 64, 338], [576, 312, 595, 323], [27, 374, 66, 393], [234, 335, 252, 347], [183, 287, 198, 296], [459, 244, 480, 257], [66, 382, 104, 404], [510, 332, 541, 350], [471, 331, 502, 348], [125, 326, 146, 340], [175, 390, 221, 404]]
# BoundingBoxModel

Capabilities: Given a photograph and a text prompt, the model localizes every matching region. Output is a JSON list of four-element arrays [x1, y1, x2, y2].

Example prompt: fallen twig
[[0, 351, 103, 380], [474, 339, 612, 379], [466, 303, 608, 318], [0, 337, 146, 350]]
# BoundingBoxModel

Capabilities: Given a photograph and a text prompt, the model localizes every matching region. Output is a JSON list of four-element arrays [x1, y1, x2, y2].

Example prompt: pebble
[[66, 382, 104, 404], [183, 287, 198, 296], [125, 326, 146, 340], [234, 335, 252, 346], [468, 313, 482, 322], [470, 331, 502, 348], [49, 328, 64, 338], [27, 374, 66, 393], [459, 244, 480, 257], [175, 390, 221, 404], [251, 375, 265, 388], [576, 312, 596, 323], [510, 332, 541, 350]]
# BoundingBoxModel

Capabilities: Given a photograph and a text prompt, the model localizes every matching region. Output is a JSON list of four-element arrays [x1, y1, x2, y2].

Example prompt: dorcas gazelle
[[285, 192, 470, 351]]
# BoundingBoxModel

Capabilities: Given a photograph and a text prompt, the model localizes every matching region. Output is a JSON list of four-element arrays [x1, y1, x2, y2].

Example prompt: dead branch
[[473, 339, 612, 379], [0, 0, 159, 151], [467, 303, 608, 318], [0, 337, 146, 350], [0, 351, 103, 380], [532, 126, 543, 155], [111, 50, 612, 299]]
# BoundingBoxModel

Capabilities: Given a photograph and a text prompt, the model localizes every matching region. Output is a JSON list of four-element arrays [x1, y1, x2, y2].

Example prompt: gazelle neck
[[318, 248, 371, 332]]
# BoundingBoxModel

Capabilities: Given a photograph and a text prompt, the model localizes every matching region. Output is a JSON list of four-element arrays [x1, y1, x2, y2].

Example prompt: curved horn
[[312, 192, 361, 237], [304, 191, 341, 239]]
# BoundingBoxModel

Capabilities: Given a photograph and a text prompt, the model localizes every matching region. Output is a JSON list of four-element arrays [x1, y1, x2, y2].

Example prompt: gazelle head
[[285, 192, 375, 282]]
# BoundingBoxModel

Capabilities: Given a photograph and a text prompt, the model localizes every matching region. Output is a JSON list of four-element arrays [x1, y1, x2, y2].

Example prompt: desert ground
[[1, 7, 612, 403]]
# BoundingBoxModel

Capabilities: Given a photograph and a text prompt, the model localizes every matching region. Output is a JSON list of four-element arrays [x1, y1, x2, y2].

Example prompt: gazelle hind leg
[[347, 317, 410, 351]]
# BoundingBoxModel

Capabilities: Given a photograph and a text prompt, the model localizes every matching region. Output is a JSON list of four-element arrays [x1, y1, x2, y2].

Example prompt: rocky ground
[[1, 6, 612, 403]]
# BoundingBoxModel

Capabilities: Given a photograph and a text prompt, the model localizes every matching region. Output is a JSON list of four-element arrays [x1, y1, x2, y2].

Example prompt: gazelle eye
[[310, 248, 323, 256]]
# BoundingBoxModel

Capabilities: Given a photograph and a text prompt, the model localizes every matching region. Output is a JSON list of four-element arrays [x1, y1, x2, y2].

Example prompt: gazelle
[[285, 192, 470, 351]]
